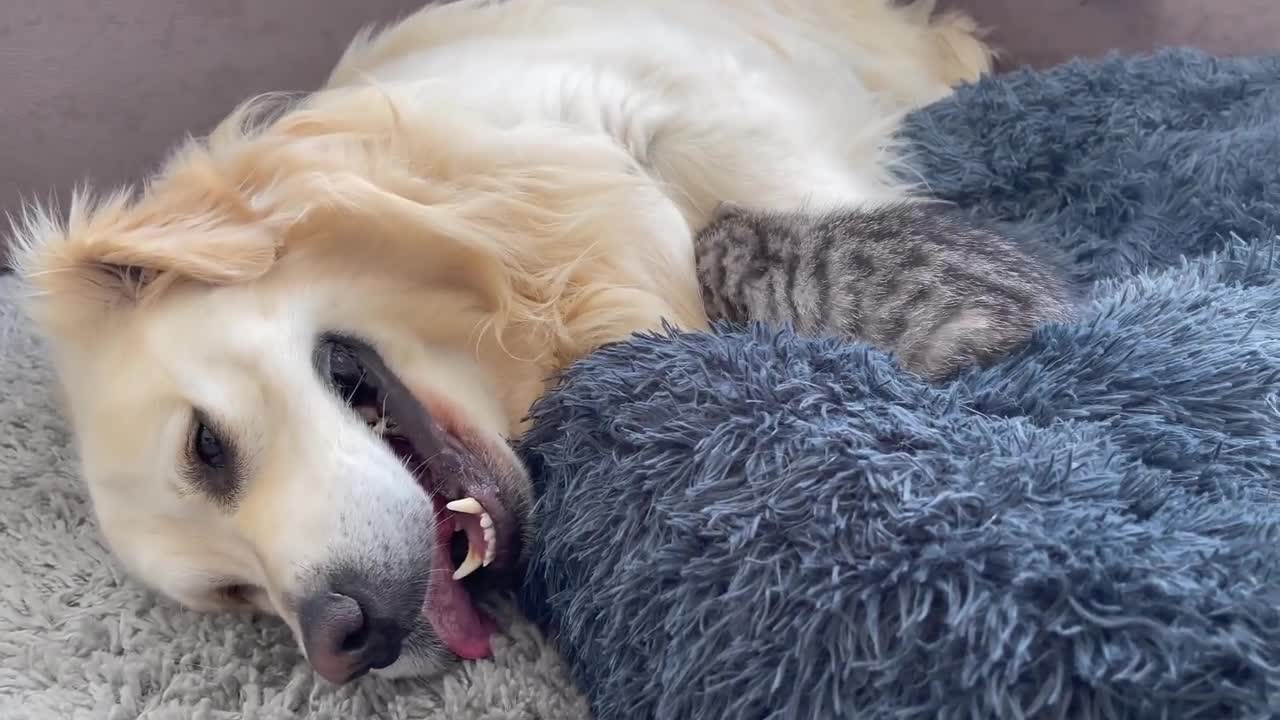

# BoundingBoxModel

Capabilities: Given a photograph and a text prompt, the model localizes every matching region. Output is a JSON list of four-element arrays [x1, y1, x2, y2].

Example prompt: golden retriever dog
[[12, 0, 991, 684]]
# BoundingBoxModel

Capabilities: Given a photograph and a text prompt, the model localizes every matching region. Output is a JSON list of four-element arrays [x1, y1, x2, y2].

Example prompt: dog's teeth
[[482, 526, 496, 566], [445, 498, 497, 570], [453, 543, 483, 580], [446, 497, 484, 514]]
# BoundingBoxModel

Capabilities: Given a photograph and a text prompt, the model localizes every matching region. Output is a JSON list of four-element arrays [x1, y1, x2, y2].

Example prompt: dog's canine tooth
[[453, 543, 484, 580], [446, 497, 484, 514]]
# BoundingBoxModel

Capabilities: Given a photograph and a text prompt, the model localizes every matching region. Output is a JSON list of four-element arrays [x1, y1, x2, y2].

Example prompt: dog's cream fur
[[12, 0, 991, 678]]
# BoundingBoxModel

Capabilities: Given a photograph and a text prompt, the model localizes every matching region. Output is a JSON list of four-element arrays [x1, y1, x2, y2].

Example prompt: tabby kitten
[[694, 201, 1076, 381]]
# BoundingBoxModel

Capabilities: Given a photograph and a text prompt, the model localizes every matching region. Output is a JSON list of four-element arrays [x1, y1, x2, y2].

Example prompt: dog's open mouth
[[319, 334, 518, 660]]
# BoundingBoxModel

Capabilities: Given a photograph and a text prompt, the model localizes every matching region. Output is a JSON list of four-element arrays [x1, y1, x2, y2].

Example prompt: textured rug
[[0, 281, 589, 714], [520, 49, 1280, 720]]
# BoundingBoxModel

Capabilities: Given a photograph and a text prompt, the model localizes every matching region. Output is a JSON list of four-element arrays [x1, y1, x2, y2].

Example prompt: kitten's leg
[[902, 306, 1038, 381]]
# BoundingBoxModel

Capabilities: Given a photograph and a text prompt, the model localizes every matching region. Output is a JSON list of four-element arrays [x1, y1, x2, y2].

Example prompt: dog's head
[[12, 89, 701, 683]]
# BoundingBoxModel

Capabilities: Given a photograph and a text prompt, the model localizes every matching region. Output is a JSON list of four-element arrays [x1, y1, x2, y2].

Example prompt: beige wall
[[0, 0, 418, 266], [943, 0, 1280, 71]]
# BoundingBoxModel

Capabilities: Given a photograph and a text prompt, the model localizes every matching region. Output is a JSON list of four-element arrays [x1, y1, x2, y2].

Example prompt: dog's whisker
[[344, 368, 369, 407], [410, 456, 434, 477]]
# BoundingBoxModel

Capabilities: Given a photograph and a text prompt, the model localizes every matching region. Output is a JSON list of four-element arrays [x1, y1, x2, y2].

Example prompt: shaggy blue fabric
[[517, 50, 1280, 719]]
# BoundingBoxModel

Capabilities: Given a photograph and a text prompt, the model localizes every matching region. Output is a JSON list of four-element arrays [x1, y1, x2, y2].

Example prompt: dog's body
[[13, 0, 991, 682]]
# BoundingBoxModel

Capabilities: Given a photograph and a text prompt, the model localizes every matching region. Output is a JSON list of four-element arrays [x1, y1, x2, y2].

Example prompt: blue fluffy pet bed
[[518, 50, 1280, 719]]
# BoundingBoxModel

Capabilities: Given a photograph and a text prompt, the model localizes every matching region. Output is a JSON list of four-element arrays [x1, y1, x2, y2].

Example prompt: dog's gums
[[316, 335, 517, 673]]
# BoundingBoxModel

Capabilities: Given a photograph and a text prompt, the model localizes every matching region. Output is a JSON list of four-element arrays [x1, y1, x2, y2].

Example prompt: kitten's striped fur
[[694, 201, 1077, 381]]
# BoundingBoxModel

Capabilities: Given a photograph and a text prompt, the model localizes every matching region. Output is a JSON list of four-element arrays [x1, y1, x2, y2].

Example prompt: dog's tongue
[[426, 515, 495, 659]]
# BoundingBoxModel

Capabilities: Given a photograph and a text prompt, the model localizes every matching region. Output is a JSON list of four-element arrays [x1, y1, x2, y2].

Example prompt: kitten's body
[[695, 202, 1077, 380]]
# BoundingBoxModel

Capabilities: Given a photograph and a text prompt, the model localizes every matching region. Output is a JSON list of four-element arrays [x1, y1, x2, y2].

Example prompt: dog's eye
[[194, 422, 227, 469], [186, 413, 239, 505]]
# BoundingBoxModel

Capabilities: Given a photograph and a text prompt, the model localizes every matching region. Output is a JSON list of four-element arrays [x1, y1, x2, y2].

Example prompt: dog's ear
[[12, 155, 284, 338]]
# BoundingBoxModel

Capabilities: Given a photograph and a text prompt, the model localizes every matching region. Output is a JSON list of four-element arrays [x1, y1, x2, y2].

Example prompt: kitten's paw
[[710, 201, 748, 223]]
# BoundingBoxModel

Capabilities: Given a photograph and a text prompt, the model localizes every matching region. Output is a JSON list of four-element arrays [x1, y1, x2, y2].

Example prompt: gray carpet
[[0, 277, 590, 719]]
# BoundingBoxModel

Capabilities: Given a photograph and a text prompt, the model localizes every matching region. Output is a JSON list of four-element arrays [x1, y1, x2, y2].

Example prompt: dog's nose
[[298, 591, 408, 684]]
